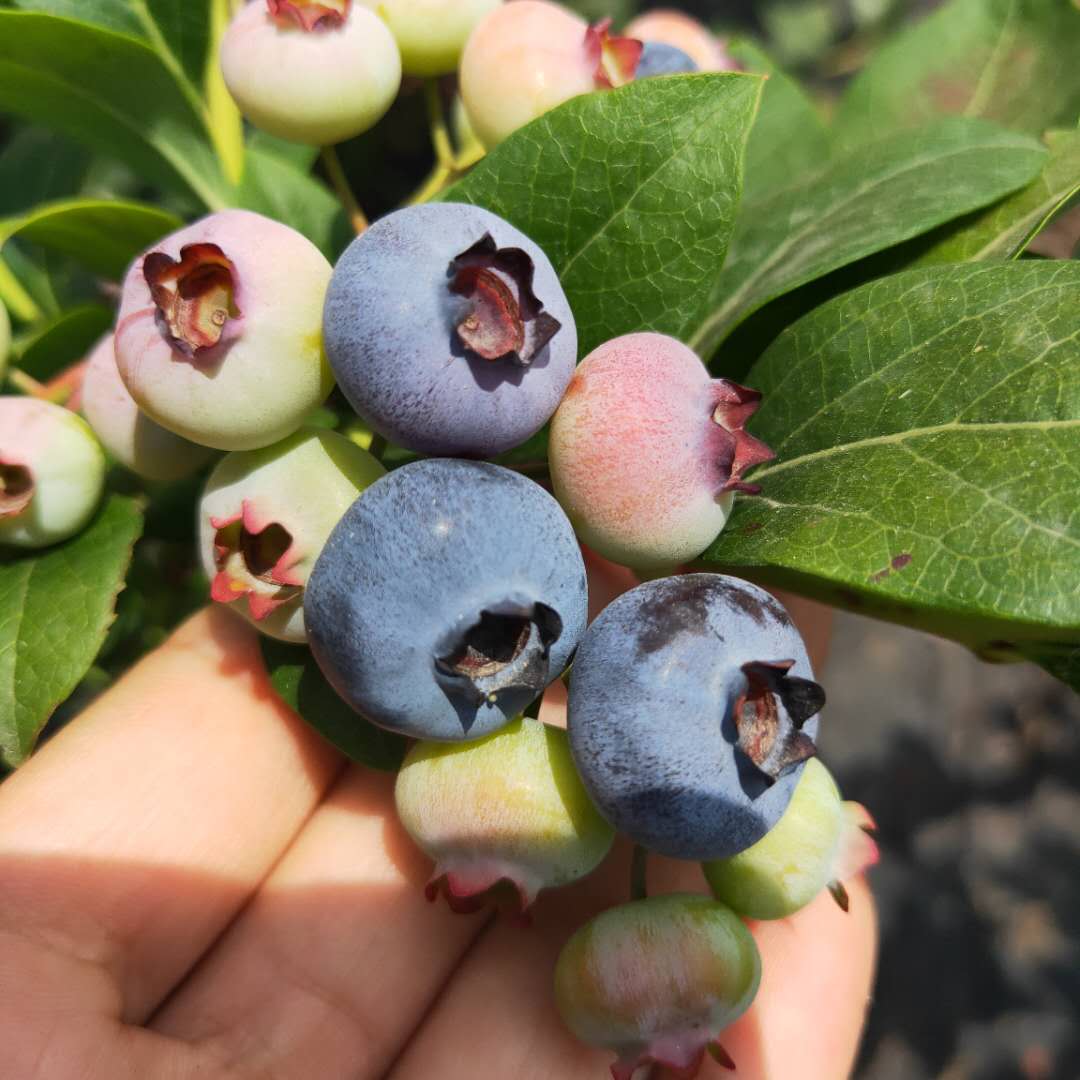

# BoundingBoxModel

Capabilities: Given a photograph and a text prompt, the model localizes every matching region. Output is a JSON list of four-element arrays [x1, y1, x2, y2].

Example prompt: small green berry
[[394, 716, 615, 915], [703, 757, 879, 919], [0, 397, 106, 549], [554, 893, 760, 1079]]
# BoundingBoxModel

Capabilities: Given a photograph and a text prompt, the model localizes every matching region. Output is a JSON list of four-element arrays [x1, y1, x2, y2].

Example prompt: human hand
[[0, 569, 874, 1080]]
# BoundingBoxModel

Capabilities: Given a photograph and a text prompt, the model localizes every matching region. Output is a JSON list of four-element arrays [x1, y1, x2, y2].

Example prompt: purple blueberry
[[304, 459, 587, 741], [567, 573, 825, 861], [322, 203, 577, 458], [635, 41, 698, 78]]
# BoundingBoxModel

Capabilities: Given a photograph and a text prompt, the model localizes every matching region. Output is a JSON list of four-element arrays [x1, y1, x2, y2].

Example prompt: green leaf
[[0, 495, 143, 767], [689, 118, 1047, 357], [445, 73, 765, 357], [0, 10, 229, 209], [0, 128, 92, 215], [13, 304, 113, 379], [236, 148, 347, 258], [836, 0, 1080, 147], [701, 262, 1080, 677], [0, 199, 182, 280], [260, 638, 407, 772], [729, 38, 830, 199], [909, 129, 1080, 266]]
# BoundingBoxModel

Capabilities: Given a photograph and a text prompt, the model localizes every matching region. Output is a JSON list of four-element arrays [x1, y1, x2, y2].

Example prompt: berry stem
[[4, 366, 68, 404], [630, 844, 648, 901], [321, 145, 368, 235], [0, 254, 42, 324], [425, 78, 456, 170]]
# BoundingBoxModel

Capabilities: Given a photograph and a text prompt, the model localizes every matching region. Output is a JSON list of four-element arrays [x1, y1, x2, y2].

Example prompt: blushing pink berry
[[394, 717, 614, 916], [198, 428, 384, 642], [220, 0, 401, 145], [554, 893, 760, 1079], [0, 397, 105, 549], [459, 1, 642, 148], [549, 332, 774, 570], [114, 210, 334, 452], [625, 9, 738, 72], [81, 334, 215, 482]]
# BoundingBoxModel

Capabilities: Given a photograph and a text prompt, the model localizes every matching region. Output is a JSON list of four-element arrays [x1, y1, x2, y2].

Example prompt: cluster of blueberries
[[0, 4, 880, 1078]]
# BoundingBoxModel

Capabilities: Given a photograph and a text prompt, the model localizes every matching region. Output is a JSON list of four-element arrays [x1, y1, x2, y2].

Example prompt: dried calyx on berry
[[449, 233, 562, 366], [266, 0, 349, 31], [585, 18, 643, 88]]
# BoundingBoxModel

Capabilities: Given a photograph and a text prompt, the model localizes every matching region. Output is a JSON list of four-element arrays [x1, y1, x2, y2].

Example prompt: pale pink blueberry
[[394, 717, 614, 916], [554, 893, 761, 1080], [114, 209, 334, 453], [81, 334, 216, 483], [459, 1, 642, 148], [549, 332, 773, 570], [0, 397, 105, 549], [360, 0, 503, 76], [220, 0, 401, 145], [198, 428, 384, 642], [625, 9, 738, 72], [704, 758, 880, 919]]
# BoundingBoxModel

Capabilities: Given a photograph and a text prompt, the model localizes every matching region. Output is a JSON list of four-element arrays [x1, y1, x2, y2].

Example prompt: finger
[[151, 764, 493, 1079], [388, 844, 876, 1080], [0, 606, 342, 1024]]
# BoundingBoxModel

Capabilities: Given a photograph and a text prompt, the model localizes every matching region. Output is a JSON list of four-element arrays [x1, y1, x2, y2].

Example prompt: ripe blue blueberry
[[568, 573, 824, 860], [305, 459, 588, 741], [635, 41, 698, 78], [322, 203, 577, 457]]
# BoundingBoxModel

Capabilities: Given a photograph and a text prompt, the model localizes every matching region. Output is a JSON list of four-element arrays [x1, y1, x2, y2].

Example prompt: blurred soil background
[[819, 615, 1080, 1080]]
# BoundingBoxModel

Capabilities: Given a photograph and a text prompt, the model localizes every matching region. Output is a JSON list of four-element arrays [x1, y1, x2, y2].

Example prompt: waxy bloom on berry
[[625, 9, 738, 72], [115, 210, 334, 452], [0, 397, 105, 549]]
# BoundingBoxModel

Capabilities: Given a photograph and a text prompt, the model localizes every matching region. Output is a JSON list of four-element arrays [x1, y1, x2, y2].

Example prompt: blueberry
[[305, 459, 587, 740], [635, 41, 698, 78], [567, 573, 825, 860], [323, 202, 577, 457], [625, 10, 739, 72], [554, 893, 760, 1080]]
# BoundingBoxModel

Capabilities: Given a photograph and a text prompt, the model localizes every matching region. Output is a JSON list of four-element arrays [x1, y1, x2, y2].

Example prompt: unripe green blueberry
[[459, 1, 642, 148], [220, 1, 402, 145], [115, 210, 334, 452], [394, 717, 615, 914], [0, 397, 105, 549], [625, 9, 738, 72], [198, 428, 384, 642], [703, 757, 879, 920], [0, 299, 10, 379], [361, 0, 502, 76], [81, 334, 216, 483], [554, 894, 760, 1079]]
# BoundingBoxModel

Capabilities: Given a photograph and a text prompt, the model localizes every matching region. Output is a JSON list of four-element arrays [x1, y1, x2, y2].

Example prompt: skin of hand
[[0, 555, 874, 1080]]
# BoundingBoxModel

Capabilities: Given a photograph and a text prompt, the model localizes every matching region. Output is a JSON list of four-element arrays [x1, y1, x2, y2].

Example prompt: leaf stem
[[630, 845, 648, 901], [0, 256, 42, 324], [321, 145, 368, 234], [425, 78, 456, 169]]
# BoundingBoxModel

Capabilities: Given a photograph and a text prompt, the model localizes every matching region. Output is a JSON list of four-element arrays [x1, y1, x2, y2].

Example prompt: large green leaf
[[689, 118, 1047, 358], [12, 304, 113, 380], [260, 639, 407, 772], [0, 10, 229, 209], [445, 73, 765, 357], [701, 262, 1080, 687], [0, 495, 143, 767], [0, 128, 92, 216], [729, 38, 830, 198], [910, 129, 1080, 266], [836, 0, 1080, 147], [0, 199, 181, 280]]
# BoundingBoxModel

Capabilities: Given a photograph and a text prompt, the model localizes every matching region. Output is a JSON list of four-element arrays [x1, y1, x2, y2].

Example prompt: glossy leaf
[[12, 304, 113, 380], [260, 638, 407, 772], [0, 10, 229, 209], [836, 0, 1080, 147], [0, 128, 92, 215], [689, 118, 1047, 357], [0, 199, 182, 280], [701, 262, 1080, 686], [446, 73, 765, 357], [910, 129, 1080, 265], [0, 495, 143, 767]]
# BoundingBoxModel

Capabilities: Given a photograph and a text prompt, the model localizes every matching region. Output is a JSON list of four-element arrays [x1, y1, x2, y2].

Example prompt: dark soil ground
[[819, 614, 1080, 1080]]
